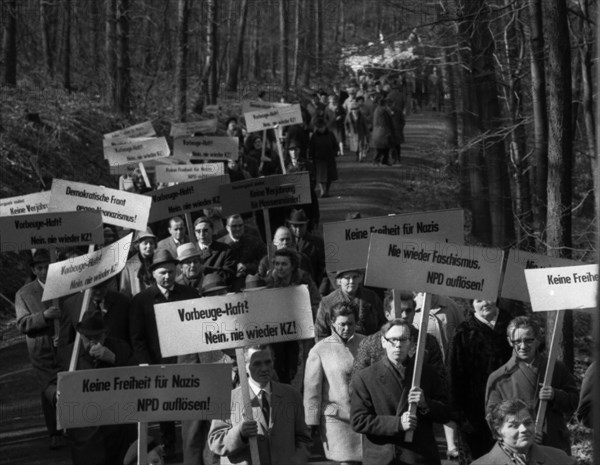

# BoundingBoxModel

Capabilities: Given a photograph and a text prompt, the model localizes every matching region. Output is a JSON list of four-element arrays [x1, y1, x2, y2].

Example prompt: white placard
[[42, 233, 133, 301], [170, 119, 218, 137], [0, 211, 103, 252], [49, 179, 151, 231], [364, 234, 504, 300], [172, 136, 239, 161], [146, 175, 228, 222], [219, 172, 311, 216], [57, 364, 231, 428], [0, 191, 51, 217], [155, 286, 314, 357], [524, 264, 599, 311], [154, 163, 225, 183], [104, 137, 170, 166], [501, 249, 581, 302], [323, 209, 464, 273], [104, 121, 156, 139], [244, 104, 303, 133], [241, 100, 290, 114]]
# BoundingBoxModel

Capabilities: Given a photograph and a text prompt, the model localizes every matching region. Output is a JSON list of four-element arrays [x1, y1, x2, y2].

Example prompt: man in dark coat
[[351, 319, 451, 465], [286, 209, 325, 286], [218, 214, 266, 292], [193, 216, 235, 286], [156, 216, 188, 257], [129, 249, 199, 458]]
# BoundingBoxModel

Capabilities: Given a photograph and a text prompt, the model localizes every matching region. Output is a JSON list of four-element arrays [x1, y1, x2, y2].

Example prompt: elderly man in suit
[[209, 345, 312, 465], [130, 249, 199, 459], [351, 319, 451, 465], [15, 249, 64, 449], [157, 216, 188, 256]]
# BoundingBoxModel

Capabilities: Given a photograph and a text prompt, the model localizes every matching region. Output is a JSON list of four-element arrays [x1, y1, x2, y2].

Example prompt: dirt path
[[0, 112, 458, 465]]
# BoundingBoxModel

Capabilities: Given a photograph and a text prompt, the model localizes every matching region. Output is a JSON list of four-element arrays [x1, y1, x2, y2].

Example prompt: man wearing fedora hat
[[130, 248, 199, 458], [218, 214, 266, 292], [15, 249, 64, 449], [286, 209, 325, 287], [175, 243, 204, 292], [119, 227, 157, 298], [49, 311, 137, 464]]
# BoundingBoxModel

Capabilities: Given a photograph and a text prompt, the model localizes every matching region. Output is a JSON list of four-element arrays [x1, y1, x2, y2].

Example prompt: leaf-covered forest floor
[[0, 81, 595, 463]]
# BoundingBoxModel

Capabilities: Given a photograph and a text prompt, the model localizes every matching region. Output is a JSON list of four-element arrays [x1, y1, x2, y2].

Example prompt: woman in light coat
[[304, 303, 364, 464]]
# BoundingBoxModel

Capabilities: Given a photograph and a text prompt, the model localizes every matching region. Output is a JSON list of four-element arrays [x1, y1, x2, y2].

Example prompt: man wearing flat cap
[[15, 249, 63, 449], [130, 248, 199, 458], [193, 216, 236, 287]]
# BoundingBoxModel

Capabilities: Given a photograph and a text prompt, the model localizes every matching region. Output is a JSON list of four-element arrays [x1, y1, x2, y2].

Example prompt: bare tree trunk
[[279, 0, 289, 91], [203, 0, 218, 105], [545, 0, 573, 371], [115, 0, 131, 114], [251, 7, 261, 81], [340, 0, 345, 44], [220, 0, 234, 85], [528, 0, 548, 241], [225, 0, 248, 92], [63, 0, 72, 91], [40, 0, 53, 76], [105, 0, 117, 105], [3, 0, 17, 85], [291, 0, 301, 86], [90, 0, 100, 78], [301, 0, 313, 86], [314, 0, 322, 76], [175, 0, 190, 121]]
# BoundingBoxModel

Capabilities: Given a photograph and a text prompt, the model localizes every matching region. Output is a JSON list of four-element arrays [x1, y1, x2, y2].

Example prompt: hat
[[335, 267, 365, 279], [31, 249, 51, 265], [76, 311, 107, 337], [134, 227, 156, 243], [287, 209, 309, 225], [201, 272, 228, 295], [149, 249, 178, 271], [177, 243, 202, 262], [193, 216, 211, 228], [244, 274, 266, 291], [287, 139, 301, 150]]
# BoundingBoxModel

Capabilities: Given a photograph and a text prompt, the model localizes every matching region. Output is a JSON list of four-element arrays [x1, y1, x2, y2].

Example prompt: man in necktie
[[208, 345, 311, 465]]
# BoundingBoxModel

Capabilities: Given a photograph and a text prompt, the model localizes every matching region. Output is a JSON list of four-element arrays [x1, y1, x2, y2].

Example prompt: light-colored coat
[[209, 382, 311, 465], [119, 254, 149, 298], [304, 332, 364, 462]]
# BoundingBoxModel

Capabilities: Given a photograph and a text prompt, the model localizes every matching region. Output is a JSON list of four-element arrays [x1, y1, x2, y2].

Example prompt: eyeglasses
[[511, 338, 536, 346], [384, 336, 410, 346]]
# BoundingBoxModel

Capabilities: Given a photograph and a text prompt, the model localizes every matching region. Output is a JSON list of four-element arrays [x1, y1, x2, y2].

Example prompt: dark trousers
[[41, 390, 59, 437], [374, 148, 389, 165], [181, 419, 219, 465]]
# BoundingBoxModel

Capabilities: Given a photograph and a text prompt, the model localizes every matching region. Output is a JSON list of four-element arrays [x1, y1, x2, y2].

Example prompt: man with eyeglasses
[[175, 243, 204, 292], [351, 319, 451, 465], [485, 316, 578, 455]]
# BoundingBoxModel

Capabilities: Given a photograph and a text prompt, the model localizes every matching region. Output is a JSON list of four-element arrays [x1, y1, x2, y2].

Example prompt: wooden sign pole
[[184, 212, 195, 247], [534, 309, 564, 438], [49, 246, 61, 347], [405, 292, 432, 442], [138, 162, 151, 188], [67, 244, 96, 372], [137, 421, 149, 465], [235, 348, 261, 465], [263, 208, 273, 263], [274, 127, 287, 174]]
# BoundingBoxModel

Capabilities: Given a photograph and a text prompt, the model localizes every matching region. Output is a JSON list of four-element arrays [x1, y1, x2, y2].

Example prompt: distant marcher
[[286, 209, 325, 286], [485, 316, 578, 455], [324, 95, 346, 156], [309, 118, 339, 198], [286, 141, 320, 227], [257, 226, 313, 279], [119, 228, 157, 298], [371, 95, 394, 166], [304, 303, 364, 464], [344, 102, 369, 162], [576, 361, 595, 428], [471, 399, 575, 465]]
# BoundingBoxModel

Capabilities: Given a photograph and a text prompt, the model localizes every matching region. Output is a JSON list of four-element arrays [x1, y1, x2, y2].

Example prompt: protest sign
[[241, 100, 290, 114], [364, 234, 504, 300], [42, 233, 133, 301], [323, 209, 464, 272], [155, 163, 225, 183], [170, 119, 218, 137], [104, 137, 170, 166], [104, 121, 156, 139], [154, 286, 314, 357], [146, 175, 228, 223], [102, 136, 155, 151], [500, 249, 581, 302], [244, 104, 303, 133], [0, 191, 51, 217], [172, 136, 238, 161], [57, 364, 231, 429], [49, 179, 151, 231], [524, 264, 599, 311], [0, 211, 103, 252], [219, 172, 311, 216]]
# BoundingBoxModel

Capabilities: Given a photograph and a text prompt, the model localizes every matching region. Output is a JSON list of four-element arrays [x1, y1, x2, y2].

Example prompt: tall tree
[[2, 0, 17, 85], [279, 0, 289, 91], [40, 0, 53, 76], [174, 0, 190, 121], [544, 0, 574, 371], [314, 0, 322, 76], [203, 0, 218, 105], [291, 0, 302, 86], [251, 7, 261, 80], [115, 0, 131, 114], [225, 0, 248, 91], [63, 0, 72, 91], [105, 0, 117, 105]]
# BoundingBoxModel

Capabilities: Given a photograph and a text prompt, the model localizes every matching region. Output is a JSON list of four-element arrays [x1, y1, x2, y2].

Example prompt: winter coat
[[309, 129, 338, 184], [371, 105, 395, 149]]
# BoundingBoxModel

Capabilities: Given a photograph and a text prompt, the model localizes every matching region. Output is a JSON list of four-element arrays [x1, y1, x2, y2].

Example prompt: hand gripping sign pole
[[404, 292, 432, 442], [235, 348, 262, 465]]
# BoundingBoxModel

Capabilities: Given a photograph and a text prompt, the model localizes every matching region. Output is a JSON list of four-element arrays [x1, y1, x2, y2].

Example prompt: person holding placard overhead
[[15, 249, 63, 450], [351, 319, 451, 465], [485, 316, 578, 455], [448, 299, 512, 461], [208, 345, 312, 465]]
